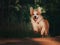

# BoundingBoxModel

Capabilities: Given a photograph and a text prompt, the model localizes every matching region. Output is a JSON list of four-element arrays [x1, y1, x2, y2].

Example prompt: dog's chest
[[31, 19, 42, 26]]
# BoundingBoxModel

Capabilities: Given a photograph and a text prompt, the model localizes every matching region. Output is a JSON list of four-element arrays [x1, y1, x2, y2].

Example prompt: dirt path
[[0, 37, 60, 45]]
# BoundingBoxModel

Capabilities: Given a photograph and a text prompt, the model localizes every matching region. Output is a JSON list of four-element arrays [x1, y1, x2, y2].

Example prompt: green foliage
[[31, 4, 46, 13]]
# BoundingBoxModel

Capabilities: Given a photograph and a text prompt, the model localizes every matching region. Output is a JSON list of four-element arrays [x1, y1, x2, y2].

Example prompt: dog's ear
[[30, 7, 34, 16], [37, 7, 42, 15]]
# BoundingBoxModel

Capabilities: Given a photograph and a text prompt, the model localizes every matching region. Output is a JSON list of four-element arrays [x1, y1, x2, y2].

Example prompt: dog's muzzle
[[34, 16, 37, 19], [34, 15, 39, 19], [33, 15, 39, 21]]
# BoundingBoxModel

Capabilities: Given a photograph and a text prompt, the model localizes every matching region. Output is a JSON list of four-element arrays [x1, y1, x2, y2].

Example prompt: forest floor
[[0, 36, 60, 45]]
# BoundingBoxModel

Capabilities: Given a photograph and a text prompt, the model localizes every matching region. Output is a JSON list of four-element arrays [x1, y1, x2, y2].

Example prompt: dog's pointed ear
[[37, 7, 42, 15], [30, 7, 34, 15]]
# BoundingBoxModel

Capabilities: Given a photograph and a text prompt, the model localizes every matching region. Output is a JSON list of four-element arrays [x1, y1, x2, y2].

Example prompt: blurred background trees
[[0, 0, 60, 38]]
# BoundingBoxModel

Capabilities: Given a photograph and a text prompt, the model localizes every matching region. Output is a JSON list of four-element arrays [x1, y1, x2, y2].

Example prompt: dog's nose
[[34, 16, 37, 19], [35, 16, 36, 18]]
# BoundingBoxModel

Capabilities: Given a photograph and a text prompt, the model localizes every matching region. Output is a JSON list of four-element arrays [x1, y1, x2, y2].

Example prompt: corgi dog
[[30, 7, 49, 37]]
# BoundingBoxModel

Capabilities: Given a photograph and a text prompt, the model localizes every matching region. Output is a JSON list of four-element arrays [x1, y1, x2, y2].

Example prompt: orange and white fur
[[30, 7, 49, 37]]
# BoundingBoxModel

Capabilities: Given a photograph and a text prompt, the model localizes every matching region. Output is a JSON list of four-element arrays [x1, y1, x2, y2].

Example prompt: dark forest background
[[0, 0, 60, 38]]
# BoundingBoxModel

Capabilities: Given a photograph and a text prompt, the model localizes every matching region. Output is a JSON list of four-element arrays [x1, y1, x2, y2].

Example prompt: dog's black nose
[[34, 16, 36, 19]]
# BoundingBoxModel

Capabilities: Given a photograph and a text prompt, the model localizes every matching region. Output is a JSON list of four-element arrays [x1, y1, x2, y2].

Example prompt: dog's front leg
[[32, 23, 38, 32], [40, 24, 46, 37]]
